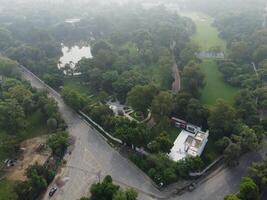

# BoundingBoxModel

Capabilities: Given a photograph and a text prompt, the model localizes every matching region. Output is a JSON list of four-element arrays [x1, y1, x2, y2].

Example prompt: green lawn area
[[0, 179, 17, 200], [200, 59, 238, 105], [181, 12, 226, 51], [167, 127, 181, 143], [64, 77, 93, 96]]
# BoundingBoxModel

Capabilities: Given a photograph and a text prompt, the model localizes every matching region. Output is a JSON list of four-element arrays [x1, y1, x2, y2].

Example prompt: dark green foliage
[[86, 104, 113, 125], [90, 176, 120, 200], [249, 158, 267, 190], [224, 194, 240, 200], [223, 143, 241, 167], [181, 61, 205, 97], [239, 177, 259, 200], [151, 91, 173, 122], [47, 132, 69, 157], [15, 164, 56, 200], [47, 118, 58, 132], [176, 156, 204, 178], [208, 100, 236, 138], [81, 176, 138, 200], [127, 84, 158, 114], [130, 153, 203, 185], [62, 88, 86, 110], [148, 132, 173, 153], [0, 58, 20, 78]]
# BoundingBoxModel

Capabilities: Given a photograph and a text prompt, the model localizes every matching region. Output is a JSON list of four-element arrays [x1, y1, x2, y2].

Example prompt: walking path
[[252, 62, 259, 77], [170, 41, 181, 93]]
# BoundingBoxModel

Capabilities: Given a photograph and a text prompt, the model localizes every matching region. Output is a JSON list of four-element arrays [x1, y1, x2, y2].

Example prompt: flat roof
[[168, 130, 195, 161], [168, 129, 209, 162]]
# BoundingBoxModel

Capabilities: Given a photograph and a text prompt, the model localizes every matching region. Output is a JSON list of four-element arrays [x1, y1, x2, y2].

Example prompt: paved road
[[170, 147, 267, 200], [20, 66, 267, 200]]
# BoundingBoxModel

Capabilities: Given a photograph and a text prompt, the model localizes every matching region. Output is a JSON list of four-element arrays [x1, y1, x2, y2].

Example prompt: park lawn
[[200, 59, 238, 106], [0, 179, 17, 200], [64, 77, 93, 96], [182, 12, 226, 51], [167, 127, 181, 143]]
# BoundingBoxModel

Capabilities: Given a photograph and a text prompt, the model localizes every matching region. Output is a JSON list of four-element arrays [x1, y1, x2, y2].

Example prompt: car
[[4, 159, 16, 167], [49, 187, 57, 197]]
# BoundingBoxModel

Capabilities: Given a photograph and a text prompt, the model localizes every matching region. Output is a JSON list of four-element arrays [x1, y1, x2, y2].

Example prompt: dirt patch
[[7, 136, 51, 181]]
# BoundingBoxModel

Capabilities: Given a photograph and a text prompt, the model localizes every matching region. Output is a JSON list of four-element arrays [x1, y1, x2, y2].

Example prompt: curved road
[[20, 66, 267, 200]]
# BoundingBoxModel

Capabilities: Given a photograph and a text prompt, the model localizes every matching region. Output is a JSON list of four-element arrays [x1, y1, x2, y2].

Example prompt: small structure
[[169, 118, 209, 161], [196, 51, 225, 59], [107, 101, 125, 116]]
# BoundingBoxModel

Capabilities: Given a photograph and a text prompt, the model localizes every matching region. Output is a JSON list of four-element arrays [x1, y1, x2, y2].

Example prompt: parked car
[[4, 159, 16, 167], [49, 187, 57, 197]]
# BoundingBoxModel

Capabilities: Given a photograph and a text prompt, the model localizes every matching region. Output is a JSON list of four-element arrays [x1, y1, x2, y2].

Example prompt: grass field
[[181, 12, 226, 51], [180, 12, 238, 105], [64, 77, 93, 96], [200, 60, 238, 105], [0, 179, 17, 200]]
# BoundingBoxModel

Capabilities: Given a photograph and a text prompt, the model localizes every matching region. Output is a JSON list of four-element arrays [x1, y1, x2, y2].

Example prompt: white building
[[168, 128, 209, 162]]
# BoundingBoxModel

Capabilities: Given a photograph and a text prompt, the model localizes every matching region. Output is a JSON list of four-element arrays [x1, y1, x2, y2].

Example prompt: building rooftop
[[168, 129, 209, 162]]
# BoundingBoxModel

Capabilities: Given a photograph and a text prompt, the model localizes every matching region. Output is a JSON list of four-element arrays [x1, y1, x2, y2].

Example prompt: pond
[[58, 45, 92, 69]]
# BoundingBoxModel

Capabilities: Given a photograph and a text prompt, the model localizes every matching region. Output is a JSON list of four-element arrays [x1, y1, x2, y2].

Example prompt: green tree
[[239, 177, 259, 200], [124, 188, 138, 200], [172, 92, 192, 119], [87, 104, 113, 125], [186, 98, 209, 126], [224, 143, 241, 167], [240, 126, 259, 153], [224, 194, 240, 200], [151, 91, 173, 122], [47, 132, 69, 157], [127, 85, 158, 114], [47, 118, 58, 132], [0, 57, 19, 78], [0, 99, 25, 133], [62, 88, 85, 110], [249, 158, 267, 190], [181, 62, 205, 96], [176, 156, 204, 178], [148, 132, 173, 153], [208, 100, 236, 138], [230, 41, 251, 63], [253, 45, 267, 63], [90, 175, 120, 200], [113, 71, 148, 103]]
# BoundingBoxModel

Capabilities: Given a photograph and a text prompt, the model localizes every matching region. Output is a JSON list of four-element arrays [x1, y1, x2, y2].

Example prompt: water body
[[58, 45, 92, 69]]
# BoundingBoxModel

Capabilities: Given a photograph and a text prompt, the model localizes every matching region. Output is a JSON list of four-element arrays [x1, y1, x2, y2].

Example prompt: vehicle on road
[[49, 187, 57, 197]]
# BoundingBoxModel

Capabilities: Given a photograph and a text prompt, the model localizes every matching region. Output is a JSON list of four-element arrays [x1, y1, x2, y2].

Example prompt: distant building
[[169, 118, 209, 161], [196, 51, 225, 59]]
